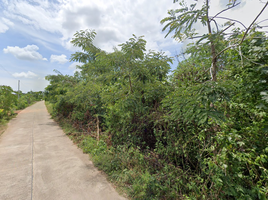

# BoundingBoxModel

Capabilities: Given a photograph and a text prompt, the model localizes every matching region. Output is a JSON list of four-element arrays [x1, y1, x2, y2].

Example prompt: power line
[[0, 64, 13, 77]]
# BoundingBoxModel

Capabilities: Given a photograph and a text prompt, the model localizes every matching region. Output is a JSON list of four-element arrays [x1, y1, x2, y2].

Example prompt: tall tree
[[161, 0, 268, 81], [70, 29, 101, 63]]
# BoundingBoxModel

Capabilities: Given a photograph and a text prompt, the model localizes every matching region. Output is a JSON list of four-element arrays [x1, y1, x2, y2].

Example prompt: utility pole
[[18, 80, 20, 99]]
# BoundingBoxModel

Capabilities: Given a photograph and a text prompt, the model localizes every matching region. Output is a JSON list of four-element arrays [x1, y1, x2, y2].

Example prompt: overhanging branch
[[215, 1, 268, 59], [213, 16, 247, 30], [211, 2, 241, 20]]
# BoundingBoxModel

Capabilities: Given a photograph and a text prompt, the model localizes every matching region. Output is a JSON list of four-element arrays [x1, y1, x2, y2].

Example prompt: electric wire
[[0, 64, 13, 76]]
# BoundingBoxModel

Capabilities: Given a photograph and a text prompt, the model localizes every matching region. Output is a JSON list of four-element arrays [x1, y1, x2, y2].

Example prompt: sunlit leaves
[[0, 85, 17, 118]]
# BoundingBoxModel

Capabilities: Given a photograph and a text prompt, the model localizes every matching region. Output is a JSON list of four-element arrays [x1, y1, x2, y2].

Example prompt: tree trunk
[[206, 0, 217, 81], [96, 116, 99, 144], [128, 74, 133, 94]]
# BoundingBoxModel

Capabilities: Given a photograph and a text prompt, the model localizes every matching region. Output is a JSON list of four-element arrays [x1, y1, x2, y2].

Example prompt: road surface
[[0, 101, 126, 200]]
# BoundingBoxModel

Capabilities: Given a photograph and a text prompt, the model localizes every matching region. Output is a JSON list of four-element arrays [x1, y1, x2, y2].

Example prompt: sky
[[0, 0, 267, 92]]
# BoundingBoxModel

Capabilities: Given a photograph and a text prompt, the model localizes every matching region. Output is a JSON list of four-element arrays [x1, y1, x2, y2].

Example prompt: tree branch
[[218, 22, 235, 35], [211, 19, 219, 32], [238, 46, 244, 67], [206, 0, 217, 81], [240, 1, 268, 44], [235, 49, 266, 66], [215, 1, 268, 59], [213, 16, 247, 30], [189, 35, 206, 39], [211, 2, 241, 20], [257, 18, 268, 24]]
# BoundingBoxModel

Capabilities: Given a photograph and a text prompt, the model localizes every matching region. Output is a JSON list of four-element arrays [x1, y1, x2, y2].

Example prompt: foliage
[[45, 26, 268, 199], [16, 91, 43, 110], [161, 0, 268, 81], [70, 29, 101, 63], [0, 85, 17, 119]]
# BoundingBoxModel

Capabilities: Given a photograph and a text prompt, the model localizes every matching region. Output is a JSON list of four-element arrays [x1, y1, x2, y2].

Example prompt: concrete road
[[0, 101, 126, 200]]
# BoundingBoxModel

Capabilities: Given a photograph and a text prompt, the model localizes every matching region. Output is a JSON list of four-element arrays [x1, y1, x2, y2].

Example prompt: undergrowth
[[45, 102, 186, 199], [46, 100, 268, 200]]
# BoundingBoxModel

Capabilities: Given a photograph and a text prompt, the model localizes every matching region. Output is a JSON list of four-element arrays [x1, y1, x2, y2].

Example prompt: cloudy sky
[[0, 0, 267, 92]]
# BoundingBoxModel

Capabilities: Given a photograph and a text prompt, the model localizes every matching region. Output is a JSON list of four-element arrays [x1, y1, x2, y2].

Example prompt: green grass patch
[[45, 101, 54, 115]]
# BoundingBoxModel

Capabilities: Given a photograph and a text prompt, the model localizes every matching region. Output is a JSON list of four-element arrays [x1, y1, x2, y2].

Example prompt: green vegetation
[[45, 1, 268, 199], [16, 91, 44, 110], [0, 86, 44, 130], [0, 86, 17, 119]]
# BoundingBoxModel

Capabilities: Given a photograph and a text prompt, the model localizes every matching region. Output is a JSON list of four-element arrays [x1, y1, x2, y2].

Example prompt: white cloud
[[3, 0, 61, 33], [1, 0, 268, 68], [1, 0, 179, 53], [2, 0, 268, 51], [3, 45, 47, 61], [0, 21, 9, 33], [2, 17, 14, 26], [50, 54, 68, 64], [58, 0, 176, 52], [68, 62, 82, 69], [12, 71, 38, 78], [69, 62, 83, 72], [0, 17, 14, 33]]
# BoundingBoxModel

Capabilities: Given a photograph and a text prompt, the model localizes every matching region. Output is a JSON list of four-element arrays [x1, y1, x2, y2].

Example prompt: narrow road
[[0, 101, 126, 200]]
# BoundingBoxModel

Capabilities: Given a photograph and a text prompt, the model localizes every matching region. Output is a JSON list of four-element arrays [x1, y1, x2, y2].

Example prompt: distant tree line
[[0, 86, 43, 120]]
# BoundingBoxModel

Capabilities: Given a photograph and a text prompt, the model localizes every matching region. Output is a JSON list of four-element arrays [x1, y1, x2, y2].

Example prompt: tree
[[44, 27, 268, 198], [70, 29, 101, 63], [161, 0, 268, 81], [0, 85, 17, 118]]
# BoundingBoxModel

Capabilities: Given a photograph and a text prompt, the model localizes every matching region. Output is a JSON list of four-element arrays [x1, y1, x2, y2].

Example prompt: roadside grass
[[44, 101, 132, 199], [45, 101, 53, 115], [62, 131, 183, 199], [45, 102, 78, 140], [44, 101, 187, 200]]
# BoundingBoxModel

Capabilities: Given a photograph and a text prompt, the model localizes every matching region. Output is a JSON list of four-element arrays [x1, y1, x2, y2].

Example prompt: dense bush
[[0, 85, 17, 119], [45, 28, 268, 199]]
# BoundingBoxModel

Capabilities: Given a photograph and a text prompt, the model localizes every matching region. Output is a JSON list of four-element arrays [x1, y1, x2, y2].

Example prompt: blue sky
[[0, 0, 267, 92]]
